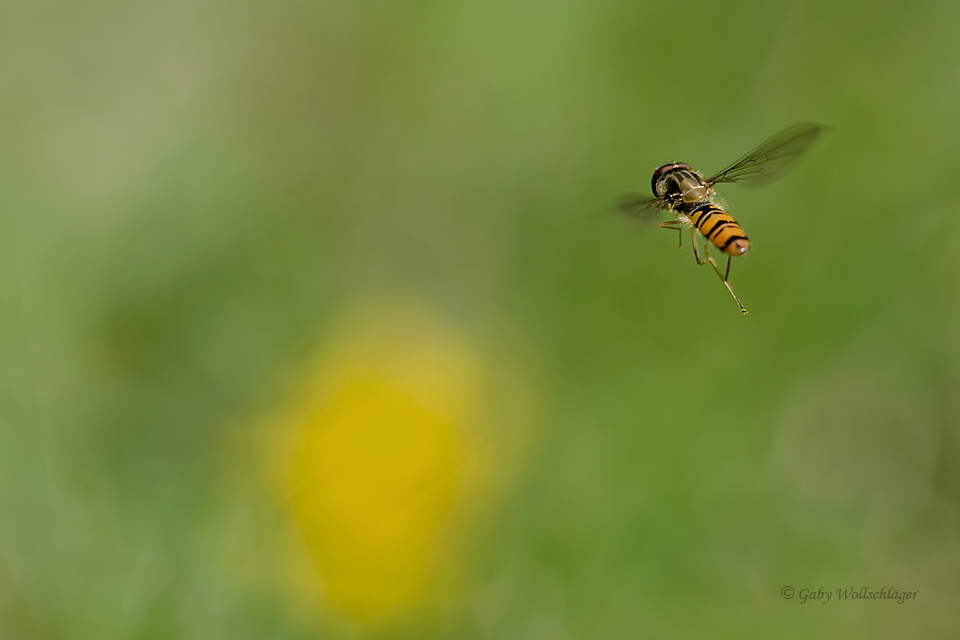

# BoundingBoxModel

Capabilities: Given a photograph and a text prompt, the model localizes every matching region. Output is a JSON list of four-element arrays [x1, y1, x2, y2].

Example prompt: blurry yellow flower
[[263, 303, 533, 624]]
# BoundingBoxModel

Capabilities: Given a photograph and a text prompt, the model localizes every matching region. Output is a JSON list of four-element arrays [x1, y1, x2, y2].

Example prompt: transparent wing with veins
[[706, 122, 825, 187], [617, 192, 669, 230]]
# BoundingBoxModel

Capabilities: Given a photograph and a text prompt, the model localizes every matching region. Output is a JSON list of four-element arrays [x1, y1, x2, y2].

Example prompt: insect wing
[[617, 192, 666, 230], [706, 122, 825, 187]]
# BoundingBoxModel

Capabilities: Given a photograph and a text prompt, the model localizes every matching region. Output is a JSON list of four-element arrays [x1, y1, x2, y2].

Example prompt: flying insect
[[618, 122, 825, 314]]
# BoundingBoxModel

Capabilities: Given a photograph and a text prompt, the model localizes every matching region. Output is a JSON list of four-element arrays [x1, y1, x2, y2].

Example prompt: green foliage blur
[[1, 0, 959, 638]]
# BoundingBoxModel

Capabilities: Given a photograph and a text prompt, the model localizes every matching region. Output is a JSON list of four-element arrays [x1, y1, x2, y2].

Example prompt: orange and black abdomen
[[686, 203, 750, 256]]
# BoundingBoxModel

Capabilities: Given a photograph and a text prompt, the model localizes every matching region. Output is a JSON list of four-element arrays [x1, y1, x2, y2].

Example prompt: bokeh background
[[2, 0, 959, 638]]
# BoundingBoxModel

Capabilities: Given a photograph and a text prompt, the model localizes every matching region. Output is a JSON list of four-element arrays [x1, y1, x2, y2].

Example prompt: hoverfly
[[618, 122, 825, 314]]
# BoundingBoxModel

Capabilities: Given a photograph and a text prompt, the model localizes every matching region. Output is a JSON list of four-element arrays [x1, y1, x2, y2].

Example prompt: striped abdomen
[[686, 203, 750, 256]]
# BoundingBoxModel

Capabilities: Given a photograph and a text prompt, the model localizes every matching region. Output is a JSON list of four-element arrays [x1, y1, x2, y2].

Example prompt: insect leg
[[659, 221, 683, 249], [714, 254, 747, 315], [692, 233, 748, 315], [690, 228, 703, 264]]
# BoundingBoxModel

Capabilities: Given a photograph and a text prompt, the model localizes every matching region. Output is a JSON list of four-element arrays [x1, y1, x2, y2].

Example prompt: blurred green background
[[2, 0, 960, 638]]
